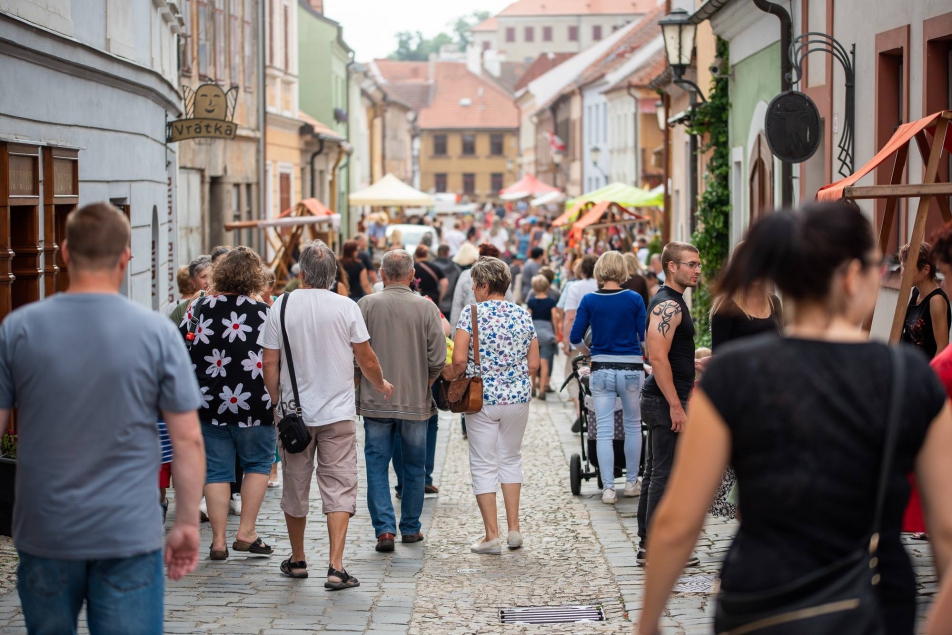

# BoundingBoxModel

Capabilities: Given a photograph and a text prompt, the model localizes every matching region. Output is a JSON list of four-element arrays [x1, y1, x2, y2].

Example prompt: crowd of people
[[2, 198, 952, 635]]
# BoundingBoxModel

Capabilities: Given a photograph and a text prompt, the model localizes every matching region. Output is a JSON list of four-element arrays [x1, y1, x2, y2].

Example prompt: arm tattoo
[[652, 301, 681, 338]]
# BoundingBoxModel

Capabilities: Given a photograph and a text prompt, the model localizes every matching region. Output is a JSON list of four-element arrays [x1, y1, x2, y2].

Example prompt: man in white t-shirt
[[260, 240, 393, 589], [443, 221, 467, 256]]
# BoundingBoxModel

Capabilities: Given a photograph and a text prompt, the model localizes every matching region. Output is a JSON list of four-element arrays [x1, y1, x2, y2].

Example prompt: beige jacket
[[356, 284, 445, 421]]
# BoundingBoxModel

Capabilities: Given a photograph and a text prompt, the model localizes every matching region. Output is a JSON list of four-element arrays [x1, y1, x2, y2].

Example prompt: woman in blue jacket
[[570, 251, 647, 504]]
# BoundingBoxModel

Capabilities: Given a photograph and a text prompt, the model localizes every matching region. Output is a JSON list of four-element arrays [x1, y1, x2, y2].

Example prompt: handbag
[[275, 292, 312, 455], [445, 304, 483, 415], [713, 346, 905, 635]]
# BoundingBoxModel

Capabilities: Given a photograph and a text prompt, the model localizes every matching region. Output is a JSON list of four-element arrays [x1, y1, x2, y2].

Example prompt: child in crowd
[[527, 275, 558, 399]]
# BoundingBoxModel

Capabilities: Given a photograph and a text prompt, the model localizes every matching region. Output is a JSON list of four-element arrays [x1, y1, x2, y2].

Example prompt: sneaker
[[636, 548, 647, 565], [470, 537, 502, 555], [229, 493, 242, 516], [199, 497, 209, 523], [623, 481, 641, 497], [507, 531, 523, 550], [601, 488, 617, 504], [685, 555, 700, 568]]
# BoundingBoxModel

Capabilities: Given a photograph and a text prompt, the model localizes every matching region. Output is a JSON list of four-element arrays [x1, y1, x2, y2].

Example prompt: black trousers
[[637, 395, 686, 549]]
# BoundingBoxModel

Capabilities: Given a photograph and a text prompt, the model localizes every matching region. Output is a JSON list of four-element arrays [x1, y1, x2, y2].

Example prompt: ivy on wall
[[686, 37, 731, 348]]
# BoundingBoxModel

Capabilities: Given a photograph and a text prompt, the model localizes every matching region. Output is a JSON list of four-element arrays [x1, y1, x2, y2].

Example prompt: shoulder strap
[[279, 292, 302, 415], [471, 303, 481, 376], [418, 261, 439, 282], [870, 346, 906, 547]]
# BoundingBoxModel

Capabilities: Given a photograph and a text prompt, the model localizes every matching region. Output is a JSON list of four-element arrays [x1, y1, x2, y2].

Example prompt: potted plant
[[0, 432, 15, 537]]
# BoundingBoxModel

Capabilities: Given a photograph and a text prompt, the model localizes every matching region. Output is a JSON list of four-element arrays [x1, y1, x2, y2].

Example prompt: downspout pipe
[[309, 137, 325, 198], [752, 0, 794, 208]]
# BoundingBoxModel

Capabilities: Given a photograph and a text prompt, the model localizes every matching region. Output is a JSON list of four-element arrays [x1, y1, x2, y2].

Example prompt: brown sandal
[[209, 546, 229, 561], [232, 536, 274, 555]]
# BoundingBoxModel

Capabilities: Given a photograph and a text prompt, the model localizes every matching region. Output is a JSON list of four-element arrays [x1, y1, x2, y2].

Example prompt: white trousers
[[466, 402, 531, 495]]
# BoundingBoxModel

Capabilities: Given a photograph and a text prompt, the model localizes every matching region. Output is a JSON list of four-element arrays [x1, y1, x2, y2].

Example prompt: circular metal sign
[[765, 91, 822, 163]]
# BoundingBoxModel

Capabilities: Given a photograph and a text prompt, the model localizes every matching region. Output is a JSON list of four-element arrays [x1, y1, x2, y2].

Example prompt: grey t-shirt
[[521, 259, 541, 302], [0, 293, 202, 560]]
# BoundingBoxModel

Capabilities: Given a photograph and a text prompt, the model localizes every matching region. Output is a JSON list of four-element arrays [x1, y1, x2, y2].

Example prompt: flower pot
[[0, 456, 14, 537]]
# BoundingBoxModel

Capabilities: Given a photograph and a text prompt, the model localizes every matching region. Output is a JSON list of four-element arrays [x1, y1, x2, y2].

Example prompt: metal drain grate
[[499, 605, 605, 624]]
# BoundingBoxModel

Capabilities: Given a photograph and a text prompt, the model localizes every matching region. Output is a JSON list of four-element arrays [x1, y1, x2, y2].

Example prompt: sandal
[[209, 546, 229, 561], [232, 536, 274, 555], [280, 558, 308, 578], [325, 566, 360, 591], [912, 532, 930, 541]]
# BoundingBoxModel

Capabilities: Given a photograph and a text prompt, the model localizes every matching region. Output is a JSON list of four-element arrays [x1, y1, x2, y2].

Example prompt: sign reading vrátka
[[167, 83, 239, 143]]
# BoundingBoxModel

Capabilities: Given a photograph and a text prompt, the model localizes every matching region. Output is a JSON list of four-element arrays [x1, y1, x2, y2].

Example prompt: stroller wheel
[[570, 454, 582, 496]]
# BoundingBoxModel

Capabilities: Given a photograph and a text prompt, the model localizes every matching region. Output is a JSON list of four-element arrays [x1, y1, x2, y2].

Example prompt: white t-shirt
[[445, 230, 467, 256], [258, 289, 369, 426], [488, 229, 509, 253], [563, 278, 598, 311]]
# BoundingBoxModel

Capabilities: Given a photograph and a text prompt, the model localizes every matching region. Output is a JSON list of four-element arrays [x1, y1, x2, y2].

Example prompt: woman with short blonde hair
[[593, 250, 629, 285]]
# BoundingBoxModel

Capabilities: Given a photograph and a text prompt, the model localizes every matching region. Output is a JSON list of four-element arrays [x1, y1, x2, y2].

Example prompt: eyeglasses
[[675, 261, 702, 270]]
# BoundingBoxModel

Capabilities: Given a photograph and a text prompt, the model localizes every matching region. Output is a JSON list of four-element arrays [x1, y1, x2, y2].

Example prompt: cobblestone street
[[0, 357, 942, 634]]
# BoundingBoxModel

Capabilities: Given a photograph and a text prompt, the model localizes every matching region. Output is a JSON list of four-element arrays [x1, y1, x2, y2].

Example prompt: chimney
[[309, 0, 323, 14]]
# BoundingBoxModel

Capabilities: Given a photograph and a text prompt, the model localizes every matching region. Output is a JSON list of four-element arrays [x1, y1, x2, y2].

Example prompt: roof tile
[[417, 62, 519, 130], [497, 0, 651, 17], [573, 5, 665, 87], [514, 52, 576, 92]]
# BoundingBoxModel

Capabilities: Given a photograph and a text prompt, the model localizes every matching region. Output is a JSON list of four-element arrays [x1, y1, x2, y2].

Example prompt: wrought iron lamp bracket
[[789, 32, 856, 179]]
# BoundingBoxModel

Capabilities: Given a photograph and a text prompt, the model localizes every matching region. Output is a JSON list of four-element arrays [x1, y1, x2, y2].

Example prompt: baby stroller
[[563, 355, 643, 495]]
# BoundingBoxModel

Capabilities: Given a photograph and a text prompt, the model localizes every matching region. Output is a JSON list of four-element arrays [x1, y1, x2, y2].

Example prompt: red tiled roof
[[298, 111, 346, 141], [573, 6, 664, 87], [473, 16, 498, 32], [417, 62, 519, 130], [373, 59, 431, 82], [382, 83, 433, 110], [627, 49, 667, 87], [495, 61, 532, 93], [497, 0, 650, 17], [514, 52, 576, 92]]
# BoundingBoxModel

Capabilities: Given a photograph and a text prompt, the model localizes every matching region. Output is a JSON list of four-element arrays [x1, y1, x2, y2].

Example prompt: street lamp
[[589, 145, 607, 184], [655, 100, 665, 130], [659, 8, 706, 103]]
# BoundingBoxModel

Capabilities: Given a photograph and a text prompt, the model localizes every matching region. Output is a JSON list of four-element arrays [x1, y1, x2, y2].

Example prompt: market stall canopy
[[566, 182, 663, 208], [568, 201, 648, 243], [530, 190, 566, 207], [552, 200, 588, 227], [499, 174, 560, 201], [349, 173, 434, 207]]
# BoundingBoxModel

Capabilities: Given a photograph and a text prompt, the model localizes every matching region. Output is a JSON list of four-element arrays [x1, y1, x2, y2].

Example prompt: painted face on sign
[[194, 84, 227, 119]]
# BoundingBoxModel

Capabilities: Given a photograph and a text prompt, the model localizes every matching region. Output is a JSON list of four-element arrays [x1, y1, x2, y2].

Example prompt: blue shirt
[[569, 289, 647, 361]]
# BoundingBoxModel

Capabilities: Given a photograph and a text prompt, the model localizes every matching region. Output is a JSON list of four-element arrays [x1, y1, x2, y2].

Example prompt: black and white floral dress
[[179, 294, 274, 427]]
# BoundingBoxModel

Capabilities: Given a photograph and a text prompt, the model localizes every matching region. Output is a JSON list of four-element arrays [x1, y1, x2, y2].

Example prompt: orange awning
[[552, 200, 587, 227], [569, 201, 611, 241], [818, 111, 952, 201]]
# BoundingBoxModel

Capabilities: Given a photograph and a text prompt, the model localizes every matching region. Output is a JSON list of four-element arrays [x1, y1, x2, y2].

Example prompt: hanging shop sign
[[167, 84, 240, 142], [765, 91, 822, 163]]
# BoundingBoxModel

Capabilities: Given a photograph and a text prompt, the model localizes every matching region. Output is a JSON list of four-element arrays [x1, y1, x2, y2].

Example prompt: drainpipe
[[329, 143, 353, 218], [258, 0, 267, 252], [627, 85, 639, 186], [752, 0, 794, 208], [309, 137, 325, 198], [662, 91, 670, 244]]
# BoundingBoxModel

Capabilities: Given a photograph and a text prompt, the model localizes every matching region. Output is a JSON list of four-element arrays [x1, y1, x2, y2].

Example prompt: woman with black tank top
[[637, 201, 952, 635], [899, 241, 950, 360]]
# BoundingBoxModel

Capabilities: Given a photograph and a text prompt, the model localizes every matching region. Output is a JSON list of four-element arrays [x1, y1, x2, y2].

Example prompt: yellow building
[[419, 129, 518, 202]]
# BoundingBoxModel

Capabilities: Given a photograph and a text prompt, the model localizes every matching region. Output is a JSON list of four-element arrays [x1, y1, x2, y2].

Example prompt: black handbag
[[276, 292, 311, 455], [714, 347, 905, 635]]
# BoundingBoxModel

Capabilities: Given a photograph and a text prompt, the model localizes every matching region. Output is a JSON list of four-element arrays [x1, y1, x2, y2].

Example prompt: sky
[[323, 0, 514, 62]]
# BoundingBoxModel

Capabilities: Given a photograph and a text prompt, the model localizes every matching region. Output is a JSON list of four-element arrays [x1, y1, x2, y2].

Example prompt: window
[[179, 0, 192, 75], [198, 0, 210, 77], [491, 173, 503, 193], [593, 25, 602, 41], [243, 0, 254, 88], [875, 25, 909, 257], [267, 0, 274, 65], [568, 25, 578, 42], [283, 2, 290, 70], [215, 0, 226, 80], [462, 134, 475, 155], [505, 27, 515, 43], [524, 27, 534, 42], [433, 135, 447, 156], [435, 174, 447, 193], [490, 134, 503, 156], [229, 0, 240, 83], [279, 172, 291, 214], [482, 40, 490, 51], [463, 173, 475, 195], [543, 26, 552, 42]]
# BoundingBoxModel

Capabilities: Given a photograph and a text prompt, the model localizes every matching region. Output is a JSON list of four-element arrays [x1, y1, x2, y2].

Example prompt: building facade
[[0, 0, 184, 315], [265, 0, 302, 224]]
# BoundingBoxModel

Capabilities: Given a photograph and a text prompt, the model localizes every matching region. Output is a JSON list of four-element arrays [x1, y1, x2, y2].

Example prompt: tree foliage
[[452, 11, 491, 51], [686, 37, 731, 348], [389, 11, 490, 60]]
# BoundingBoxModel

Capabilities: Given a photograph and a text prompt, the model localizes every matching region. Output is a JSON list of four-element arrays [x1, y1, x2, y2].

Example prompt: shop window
[[543, 26, 552, 42], [568, 26, 578, 42], [491, 173, 503, 193], [524, 27, 534, 43], [506, 27, 515, 43], [434, 135, 447, 156], [490, 134, 503, 156], [463, 173, 475, 195], [462, 135, 476, 156], [875, 25, 909, 258], [593, 25, 602, 41], [42, 148, 78, 295], [435, 174, 447, 193]]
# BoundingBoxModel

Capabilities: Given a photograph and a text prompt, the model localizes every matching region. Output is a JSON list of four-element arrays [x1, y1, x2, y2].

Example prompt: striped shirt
[[157, 420, 173, 464]]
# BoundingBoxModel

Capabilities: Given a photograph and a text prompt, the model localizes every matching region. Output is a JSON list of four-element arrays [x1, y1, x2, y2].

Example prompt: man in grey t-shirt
[[520, 247, 544, 304], [0, 203, 205, 634]]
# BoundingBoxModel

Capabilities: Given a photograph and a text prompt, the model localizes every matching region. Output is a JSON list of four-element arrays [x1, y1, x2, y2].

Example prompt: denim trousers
[[17, 549, 163, 635], [393, 412, 438, 490], [590, 368, 644, 491], [637, 395, 687, 549], [364, 417, 427, 536]]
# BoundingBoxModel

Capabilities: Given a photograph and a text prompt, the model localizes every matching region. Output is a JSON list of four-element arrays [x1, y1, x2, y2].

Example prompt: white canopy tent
[[349, 173, 434, 207]]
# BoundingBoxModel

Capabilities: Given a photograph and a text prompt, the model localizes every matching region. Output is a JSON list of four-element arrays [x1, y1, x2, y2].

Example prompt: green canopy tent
[[565, 182, 663, 209]]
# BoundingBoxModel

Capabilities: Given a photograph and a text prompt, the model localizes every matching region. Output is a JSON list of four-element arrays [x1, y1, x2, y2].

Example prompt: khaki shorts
[[279, 419, 358, 517]]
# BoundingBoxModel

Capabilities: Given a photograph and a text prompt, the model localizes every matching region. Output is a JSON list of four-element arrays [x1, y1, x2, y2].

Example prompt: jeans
[[393, 412, 438, 490], [591, 368, 643, 490], [637, 395, 686, 549], [365, 417, 427, 536], [17, 549, 163, 635]]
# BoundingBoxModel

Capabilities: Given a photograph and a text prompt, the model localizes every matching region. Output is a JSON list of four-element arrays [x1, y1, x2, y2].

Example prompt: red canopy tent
[[499, 174, 560, 200], [818, 110, 952, 340]]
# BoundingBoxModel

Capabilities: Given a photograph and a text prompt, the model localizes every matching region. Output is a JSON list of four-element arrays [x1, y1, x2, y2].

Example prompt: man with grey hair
[[259, 240, 393, 588], [168, 255, 211, 324], [356, 249, 445, 552]]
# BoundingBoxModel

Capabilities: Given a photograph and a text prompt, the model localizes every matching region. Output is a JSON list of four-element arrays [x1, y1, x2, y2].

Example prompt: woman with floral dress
[[180, 247, 276, 560], [449, 256, 540, 555]]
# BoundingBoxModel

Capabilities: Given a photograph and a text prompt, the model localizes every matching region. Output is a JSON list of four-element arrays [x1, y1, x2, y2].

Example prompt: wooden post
[[914, 132, 952, 223], [888, 118, 950, 342]]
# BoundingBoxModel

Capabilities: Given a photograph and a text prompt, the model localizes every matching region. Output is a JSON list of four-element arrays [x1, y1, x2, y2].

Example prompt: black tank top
[[900, 287, 951, 360], [644, 285, 695, 401]]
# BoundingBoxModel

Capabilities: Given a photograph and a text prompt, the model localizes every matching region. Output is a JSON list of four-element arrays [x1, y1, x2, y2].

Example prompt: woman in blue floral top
[[451, 256, 540, 555]]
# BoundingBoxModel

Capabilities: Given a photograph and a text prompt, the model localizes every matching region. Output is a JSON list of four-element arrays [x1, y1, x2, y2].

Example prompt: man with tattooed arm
[[636, 242, 701, 568]]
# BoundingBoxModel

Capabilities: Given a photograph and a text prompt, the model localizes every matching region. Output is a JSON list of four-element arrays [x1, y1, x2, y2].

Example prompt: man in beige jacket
[[356, 249, 445, 552]]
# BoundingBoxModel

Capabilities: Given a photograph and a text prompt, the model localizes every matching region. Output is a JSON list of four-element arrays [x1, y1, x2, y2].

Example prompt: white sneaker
[[602, 488, 617, 504], [199, 497, 209, 522], [470, 537, 502, 555], [623, 481, 641, 497], [229, 493, 242, 516], [507, 531, 523, 550]]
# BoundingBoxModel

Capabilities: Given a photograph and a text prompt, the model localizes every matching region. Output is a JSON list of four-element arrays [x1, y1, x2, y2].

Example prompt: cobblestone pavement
[[0, 354, 941, 634]]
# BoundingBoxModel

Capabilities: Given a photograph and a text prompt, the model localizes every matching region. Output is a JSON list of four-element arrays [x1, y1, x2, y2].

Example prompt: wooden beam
[[889, 118, 950, 343], [914, 131, 952, 223], [844, 183, 952, 199]]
